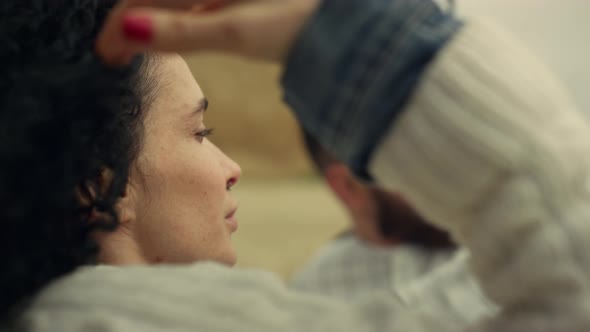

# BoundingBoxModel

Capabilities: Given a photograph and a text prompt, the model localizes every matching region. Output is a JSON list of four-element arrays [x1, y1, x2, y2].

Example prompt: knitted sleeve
[[370, 19, 590, 331]]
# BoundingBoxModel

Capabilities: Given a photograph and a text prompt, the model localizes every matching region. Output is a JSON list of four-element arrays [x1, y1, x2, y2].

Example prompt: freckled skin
[[99, 54, 242, 266]]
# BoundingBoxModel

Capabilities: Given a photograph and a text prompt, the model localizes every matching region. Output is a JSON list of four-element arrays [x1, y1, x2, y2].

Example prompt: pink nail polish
[[122, 15, 154, 43]]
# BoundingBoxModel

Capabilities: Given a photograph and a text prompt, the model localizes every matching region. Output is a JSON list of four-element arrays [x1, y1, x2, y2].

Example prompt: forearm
[[369, 20, 590, 329], [282, 0, 461, 179], [283, 1, 590, 330]]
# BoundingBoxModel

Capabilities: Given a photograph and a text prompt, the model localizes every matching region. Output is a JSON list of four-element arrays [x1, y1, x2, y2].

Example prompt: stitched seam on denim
[[328, 1, 434, 153], [321, 3, 397, 147]]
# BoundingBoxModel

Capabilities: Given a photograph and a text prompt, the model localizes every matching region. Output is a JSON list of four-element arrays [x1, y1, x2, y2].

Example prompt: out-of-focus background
[[183, 0, 590, 279]]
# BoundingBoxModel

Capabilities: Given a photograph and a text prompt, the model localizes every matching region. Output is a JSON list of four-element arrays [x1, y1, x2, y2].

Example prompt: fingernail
[[122, 15, 154, 43]]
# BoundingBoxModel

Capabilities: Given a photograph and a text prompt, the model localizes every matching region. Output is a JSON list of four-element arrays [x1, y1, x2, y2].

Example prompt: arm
[[284, 1, 590, 330]]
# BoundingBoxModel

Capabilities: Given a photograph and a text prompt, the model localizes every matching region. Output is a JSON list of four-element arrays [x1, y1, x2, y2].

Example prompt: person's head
[[98, 54, 242, 266], [0, 0, 240, 318], [301, 130, 454, 249]]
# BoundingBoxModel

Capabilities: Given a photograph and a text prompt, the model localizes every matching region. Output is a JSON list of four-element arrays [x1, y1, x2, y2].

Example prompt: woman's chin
[[220, 247, 238, 267]]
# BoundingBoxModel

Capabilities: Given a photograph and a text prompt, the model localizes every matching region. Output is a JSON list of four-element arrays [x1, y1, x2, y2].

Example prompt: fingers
[[119, 8, 244, 54], [96, 0, 240, 65], [95, 0, 319, 65], [96, 1, 136, 65]]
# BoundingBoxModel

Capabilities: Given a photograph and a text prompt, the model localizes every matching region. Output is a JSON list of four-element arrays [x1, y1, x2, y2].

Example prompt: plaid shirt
[[291, 235, 497, 325]]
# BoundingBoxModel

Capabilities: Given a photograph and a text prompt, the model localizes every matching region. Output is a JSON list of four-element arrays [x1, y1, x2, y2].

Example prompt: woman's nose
[[225, 159, 241, 191], [209, 142, 241, 191]]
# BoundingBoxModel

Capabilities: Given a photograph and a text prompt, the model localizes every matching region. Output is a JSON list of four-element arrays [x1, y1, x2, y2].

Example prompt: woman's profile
[[0, 0, 241, 320]]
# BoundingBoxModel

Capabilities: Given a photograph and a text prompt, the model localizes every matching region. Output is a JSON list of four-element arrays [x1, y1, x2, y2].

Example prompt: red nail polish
[[122, 15, 154, 43]]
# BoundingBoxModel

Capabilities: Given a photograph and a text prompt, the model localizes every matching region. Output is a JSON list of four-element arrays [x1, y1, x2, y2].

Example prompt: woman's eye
[[195, 128, 215, 142]]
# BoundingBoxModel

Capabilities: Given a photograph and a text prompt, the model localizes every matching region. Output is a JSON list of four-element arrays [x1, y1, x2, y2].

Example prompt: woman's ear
[[116, 182, 137, 225], [96, 180, 145, 265], [98, 168, 137, 225], [76, 169, 136, 225]]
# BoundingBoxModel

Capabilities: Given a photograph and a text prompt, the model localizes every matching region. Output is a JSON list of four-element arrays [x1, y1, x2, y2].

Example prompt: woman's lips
[[225, 208, 238, 232]]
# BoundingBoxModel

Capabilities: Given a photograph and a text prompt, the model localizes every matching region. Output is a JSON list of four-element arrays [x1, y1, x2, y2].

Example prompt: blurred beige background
[[185, 54, 310, 178], [183, 1, 590, 280]]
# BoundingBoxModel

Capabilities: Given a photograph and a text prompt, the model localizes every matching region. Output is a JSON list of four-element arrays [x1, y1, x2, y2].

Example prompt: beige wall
[[458, 0, 590, 112], [185, 54, 312, 178]]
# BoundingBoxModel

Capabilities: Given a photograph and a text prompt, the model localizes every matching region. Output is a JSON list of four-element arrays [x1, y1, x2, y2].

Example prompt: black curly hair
[[0, 0, 157, 320]]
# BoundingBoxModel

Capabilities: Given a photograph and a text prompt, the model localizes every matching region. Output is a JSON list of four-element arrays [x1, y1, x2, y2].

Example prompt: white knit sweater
[[21, 21, 590, 332]]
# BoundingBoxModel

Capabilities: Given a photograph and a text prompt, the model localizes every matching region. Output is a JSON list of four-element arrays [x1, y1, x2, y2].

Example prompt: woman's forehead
[[149, 54, 205, 117]]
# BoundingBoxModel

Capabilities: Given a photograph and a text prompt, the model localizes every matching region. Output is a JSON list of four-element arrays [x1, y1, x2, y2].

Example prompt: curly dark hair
[[0, 0, 157, 320]]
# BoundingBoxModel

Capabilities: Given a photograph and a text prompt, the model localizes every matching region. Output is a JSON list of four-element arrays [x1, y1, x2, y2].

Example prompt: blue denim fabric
[[282, 0, 462, 180]]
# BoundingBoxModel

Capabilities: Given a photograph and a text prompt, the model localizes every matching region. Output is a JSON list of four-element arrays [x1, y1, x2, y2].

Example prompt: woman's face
[[103, 54, 242, 266]]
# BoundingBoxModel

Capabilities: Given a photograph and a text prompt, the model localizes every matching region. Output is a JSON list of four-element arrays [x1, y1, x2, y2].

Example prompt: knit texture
[[371, 19, 590, 331]]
